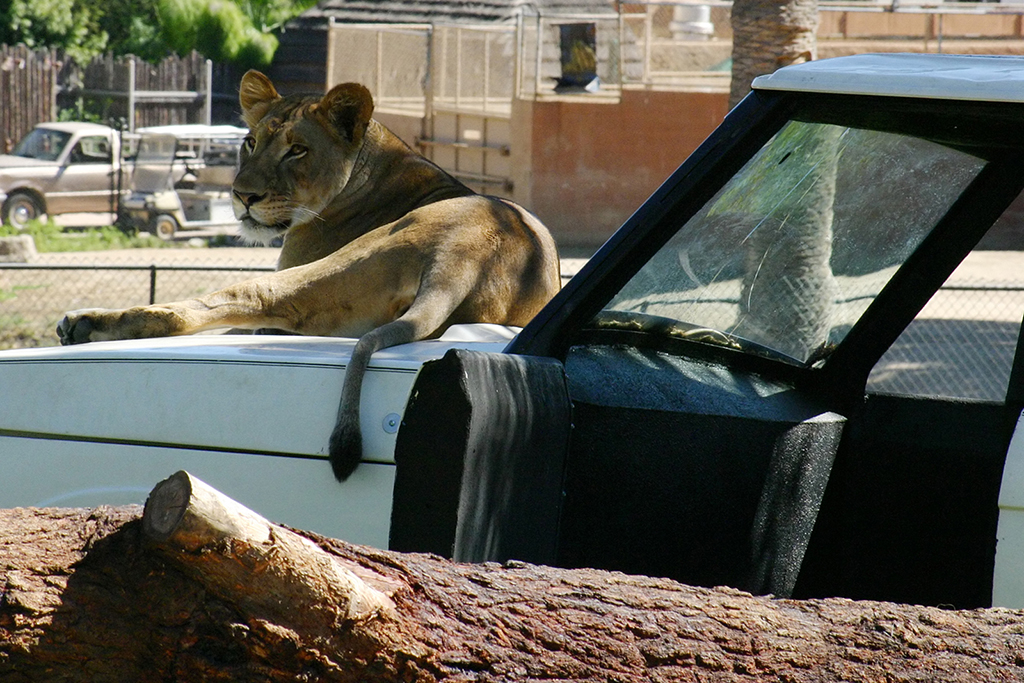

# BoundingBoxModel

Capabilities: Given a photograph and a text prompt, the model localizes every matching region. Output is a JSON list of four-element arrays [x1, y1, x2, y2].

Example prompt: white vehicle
[[0, 122, 129, 229], [5, 53, 1024, 611], [121, 124, 249, 240], [0, 325, 516, 547]]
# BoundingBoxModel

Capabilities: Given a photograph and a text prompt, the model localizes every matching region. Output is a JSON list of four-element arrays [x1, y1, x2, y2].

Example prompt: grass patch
[[0, 220, 186, 252], [0, 314, 51, 349], [0, 284, 44, 303]]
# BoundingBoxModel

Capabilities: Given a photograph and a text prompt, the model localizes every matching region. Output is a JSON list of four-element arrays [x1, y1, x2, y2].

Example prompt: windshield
[[596, 121, 987, 365], [12, 128, 72, 161], [136, 135, 178, 162]]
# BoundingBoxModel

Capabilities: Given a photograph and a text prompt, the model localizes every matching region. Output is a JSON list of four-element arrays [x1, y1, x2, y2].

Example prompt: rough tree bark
[[729, 0, 819, 109], [2, 472, 1024, 682]]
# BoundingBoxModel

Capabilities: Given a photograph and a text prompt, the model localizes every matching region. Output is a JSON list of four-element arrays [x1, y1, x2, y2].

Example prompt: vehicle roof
[[752, 53, 1024, 103], [136, 124, 249, 139], [33, 121, 114, 133]]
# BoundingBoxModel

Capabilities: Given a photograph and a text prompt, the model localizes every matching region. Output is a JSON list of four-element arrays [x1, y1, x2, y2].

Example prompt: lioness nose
[[233, 190, 266, 209]]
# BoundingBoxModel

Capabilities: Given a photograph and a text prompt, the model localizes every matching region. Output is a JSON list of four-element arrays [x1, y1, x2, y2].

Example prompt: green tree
[[1, 0, 315, 68], [157, 0, 313, 69], [0, 0, 108, 62], [241, 0, 316, 33], [93, 0, 164, 62]]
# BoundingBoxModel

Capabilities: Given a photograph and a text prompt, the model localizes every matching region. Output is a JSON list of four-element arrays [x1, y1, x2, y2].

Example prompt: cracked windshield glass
[[598, 120, 987, 365]]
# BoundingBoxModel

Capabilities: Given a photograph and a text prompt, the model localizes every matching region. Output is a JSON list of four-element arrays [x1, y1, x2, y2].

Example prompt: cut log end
[[140, 470, 396, 637], [142, 470, 273, 548], [141, 470, 191, 541]]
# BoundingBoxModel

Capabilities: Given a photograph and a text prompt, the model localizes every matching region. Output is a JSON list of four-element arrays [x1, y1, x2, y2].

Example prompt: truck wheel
[[2, 192, 42, 231], [152, 214, 178, 241]]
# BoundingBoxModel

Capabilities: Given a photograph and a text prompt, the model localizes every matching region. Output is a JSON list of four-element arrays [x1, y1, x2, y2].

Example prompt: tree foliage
[[241, 0, 316, 33], [95, 0, 164, 62], [0, 0, 108, 62], [157, 0, 272, 69], [0, 0, 315, 68]]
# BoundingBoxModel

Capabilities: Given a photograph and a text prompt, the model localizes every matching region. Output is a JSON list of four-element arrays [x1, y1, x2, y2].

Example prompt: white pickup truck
[[4, 53, 1024, 612], [0, 122, 127, 229]]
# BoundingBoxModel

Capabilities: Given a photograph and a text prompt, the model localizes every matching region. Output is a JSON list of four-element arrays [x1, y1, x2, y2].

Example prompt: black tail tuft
[[328, 422, 362, 482]]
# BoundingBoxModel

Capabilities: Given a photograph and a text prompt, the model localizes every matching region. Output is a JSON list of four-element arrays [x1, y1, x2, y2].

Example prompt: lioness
[[57, 70, 561, 481]]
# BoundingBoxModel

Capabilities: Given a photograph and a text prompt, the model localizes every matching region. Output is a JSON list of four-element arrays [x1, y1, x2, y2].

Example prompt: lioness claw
[[57, 311, 96, 345]]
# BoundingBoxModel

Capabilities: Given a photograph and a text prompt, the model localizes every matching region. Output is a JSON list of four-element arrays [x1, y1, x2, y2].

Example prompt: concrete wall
[[517, 89, 729, 248], [819, 10, 1024, 41]]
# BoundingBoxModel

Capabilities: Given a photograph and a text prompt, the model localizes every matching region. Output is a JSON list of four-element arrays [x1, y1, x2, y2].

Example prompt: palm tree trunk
[[728, 0, 830, 360], [729, 0, 820, 108], [734, 125, 840, 362]]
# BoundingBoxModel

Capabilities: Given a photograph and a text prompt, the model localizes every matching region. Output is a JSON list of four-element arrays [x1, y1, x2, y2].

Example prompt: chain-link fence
[[869, 281, 1024, 403], [327, 24, 431, 117], [8, 2, 1024, 399], [321, 1, 1024, 110], [614, 0, 1024, 92], [619, 2, 732, 90], [4, 244, 1024, 404], [432, 25, 518, 115], [327, 14, 628, 114], [0, 247, 276, 349]]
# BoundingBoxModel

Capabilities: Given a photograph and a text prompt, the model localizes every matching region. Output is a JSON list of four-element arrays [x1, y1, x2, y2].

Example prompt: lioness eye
[[288, 144, 307, 159], [242, 136, 256, 152]]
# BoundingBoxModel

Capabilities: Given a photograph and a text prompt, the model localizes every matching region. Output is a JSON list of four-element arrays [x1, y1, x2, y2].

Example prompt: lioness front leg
[[57, 306, 197, 345], [56, 274, 313, 345]]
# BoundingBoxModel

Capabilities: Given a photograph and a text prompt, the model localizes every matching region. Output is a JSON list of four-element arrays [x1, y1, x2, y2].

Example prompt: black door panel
[[558, 345, 844, 597], [795, 394, 1012, 608]]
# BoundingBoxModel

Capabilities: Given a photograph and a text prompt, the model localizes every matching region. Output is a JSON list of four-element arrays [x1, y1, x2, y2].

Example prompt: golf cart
[[121, 124, 247, 240]]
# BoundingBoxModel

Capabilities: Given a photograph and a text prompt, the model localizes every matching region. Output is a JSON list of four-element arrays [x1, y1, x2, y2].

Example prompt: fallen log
[[2, 471, 1023, 681]]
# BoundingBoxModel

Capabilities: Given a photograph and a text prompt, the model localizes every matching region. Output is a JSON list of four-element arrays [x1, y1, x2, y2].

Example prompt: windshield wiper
[[591, 310, 807, 366]]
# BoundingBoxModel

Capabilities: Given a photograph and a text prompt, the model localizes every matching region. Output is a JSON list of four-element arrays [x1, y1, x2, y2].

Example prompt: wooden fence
[[1, 45, 241, 152], [0, 45, 65, 153]]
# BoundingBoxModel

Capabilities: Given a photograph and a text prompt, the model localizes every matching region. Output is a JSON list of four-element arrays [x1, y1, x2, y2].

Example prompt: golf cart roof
[[136, 124, 248, 139], [753, 53, 1024, 103]]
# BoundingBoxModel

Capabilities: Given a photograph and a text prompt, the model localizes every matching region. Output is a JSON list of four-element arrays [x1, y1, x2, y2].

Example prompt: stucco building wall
[[514, 89, 729, 247]]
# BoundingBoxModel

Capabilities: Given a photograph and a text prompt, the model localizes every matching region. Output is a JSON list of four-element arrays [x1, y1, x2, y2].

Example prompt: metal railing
[[619, 0, 1024, 91], [0, 262, 275, 305]]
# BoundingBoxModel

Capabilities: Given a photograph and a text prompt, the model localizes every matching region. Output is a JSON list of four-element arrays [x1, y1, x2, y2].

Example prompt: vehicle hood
[[0, 154, 55, 169], [0, 326, 516, 462]]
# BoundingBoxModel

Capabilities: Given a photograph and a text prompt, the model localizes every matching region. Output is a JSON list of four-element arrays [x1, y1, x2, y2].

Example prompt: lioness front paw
[[57, 309, 115, 345]]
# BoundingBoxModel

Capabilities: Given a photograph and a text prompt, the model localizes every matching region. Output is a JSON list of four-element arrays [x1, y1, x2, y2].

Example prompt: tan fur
[[57, 70, 561, 481]]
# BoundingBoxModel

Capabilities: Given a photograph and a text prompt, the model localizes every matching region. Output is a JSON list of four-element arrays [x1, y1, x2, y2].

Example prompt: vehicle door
[[46, 134, 117, 214], [504, 89, 1024, 604]]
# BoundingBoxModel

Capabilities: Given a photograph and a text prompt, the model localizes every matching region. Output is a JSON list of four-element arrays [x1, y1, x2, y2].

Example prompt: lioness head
[[232, 70, 375, 245]]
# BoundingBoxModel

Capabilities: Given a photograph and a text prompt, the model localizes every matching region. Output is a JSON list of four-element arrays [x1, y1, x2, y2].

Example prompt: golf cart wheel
[[2, 192, 43, 231], [152, 214, 178, 241]]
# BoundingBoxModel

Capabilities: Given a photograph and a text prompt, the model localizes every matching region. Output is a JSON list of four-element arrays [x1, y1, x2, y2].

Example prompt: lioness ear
[[239, 70, 280, 128], [317, 82, 374, 144]]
